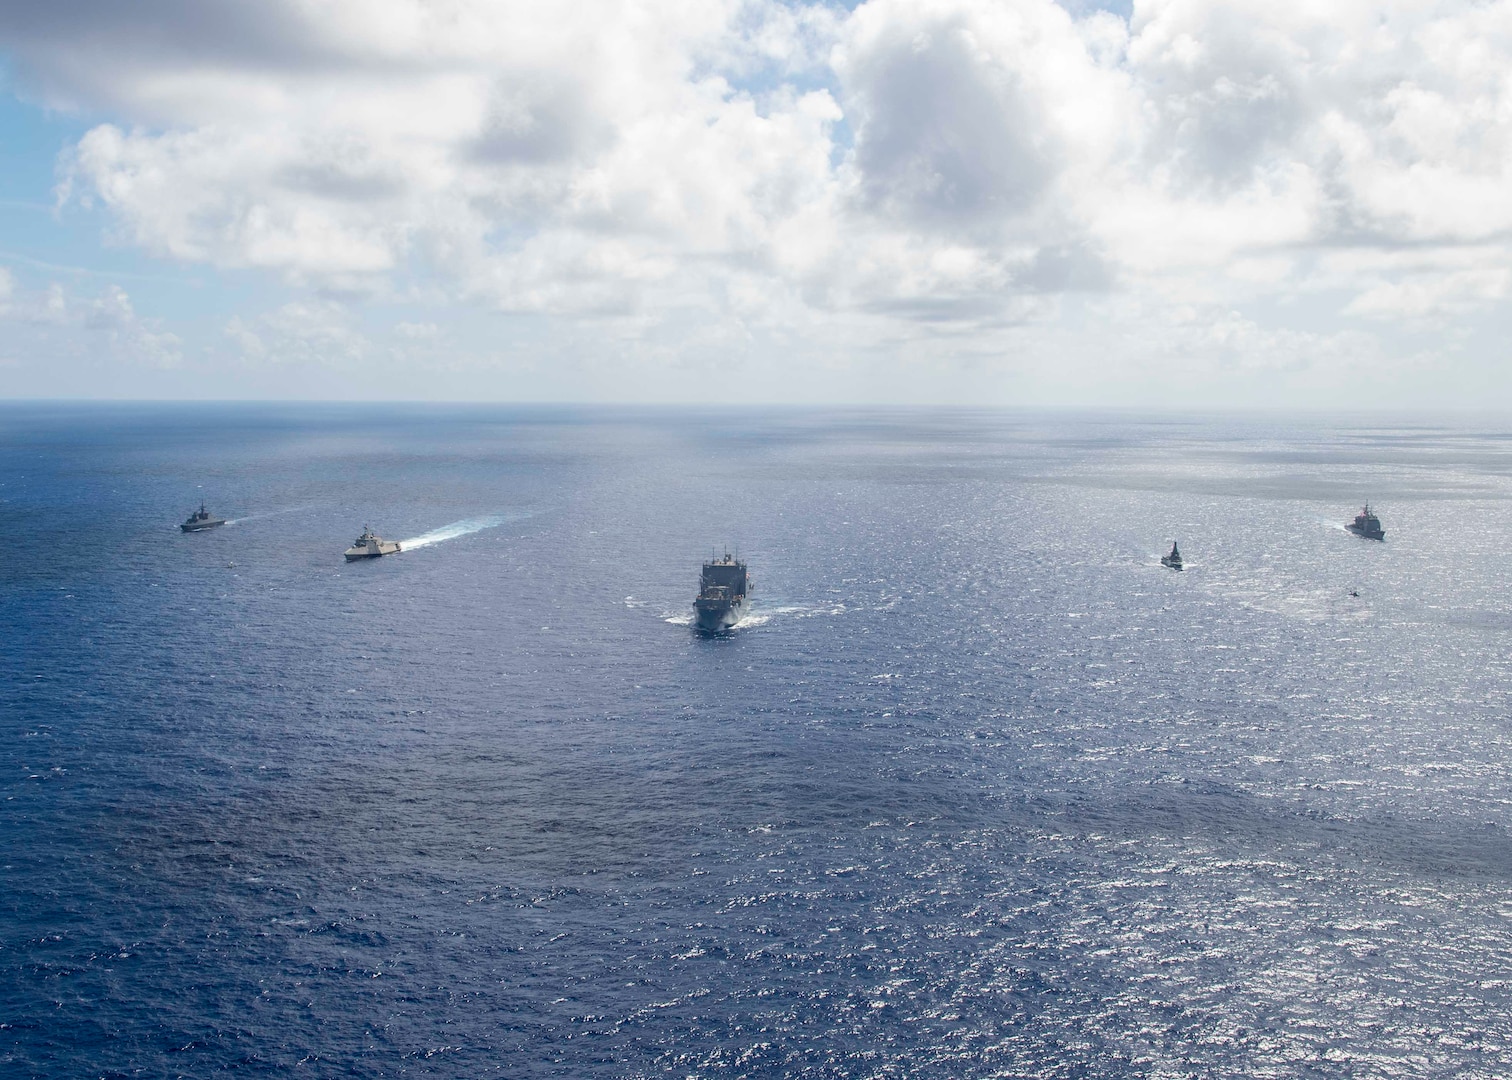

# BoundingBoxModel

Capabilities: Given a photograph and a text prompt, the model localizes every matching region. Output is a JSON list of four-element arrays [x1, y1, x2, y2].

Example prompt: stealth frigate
[[181, 504, 226, 532], [345, 526, 401, 560]]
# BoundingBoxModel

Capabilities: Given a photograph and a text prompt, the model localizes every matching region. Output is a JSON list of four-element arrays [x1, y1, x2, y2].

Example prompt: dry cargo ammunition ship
[[694, 552, 751, 632], [345, 526, 401, 560]]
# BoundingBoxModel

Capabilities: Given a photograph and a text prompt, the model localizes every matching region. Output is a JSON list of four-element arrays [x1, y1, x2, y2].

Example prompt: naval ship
[[694, 552, 751, 632], [1346, 504, 1385, 541], [181, 503, 226, 532], [344, 526, 401, 560], [1161, 541, 1183, 570]]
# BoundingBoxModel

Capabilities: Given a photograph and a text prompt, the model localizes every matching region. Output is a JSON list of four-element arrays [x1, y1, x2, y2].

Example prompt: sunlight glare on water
[[3, 404, 1512, 1078]]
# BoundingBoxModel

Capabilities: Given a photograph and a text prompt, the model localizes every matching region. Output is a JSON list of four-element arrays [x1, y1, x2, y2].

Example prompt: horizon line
[[3, 397, 1511, 417]]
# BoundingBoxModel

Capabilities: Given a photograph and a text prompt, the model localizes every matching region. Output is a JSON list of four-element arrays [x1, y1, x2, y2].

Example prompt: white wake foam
[[662, 602, 845, 630], [400, 512, 519, 551]]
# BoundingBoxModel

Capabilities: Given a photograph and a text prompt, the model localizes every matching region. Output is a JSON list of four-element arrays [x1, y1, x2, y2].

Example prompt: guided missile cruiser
[[1346, 503, 1384, 541], [180, 503, 226, 532], [694, 551, 751, 632], [344, 526, 401, 561]]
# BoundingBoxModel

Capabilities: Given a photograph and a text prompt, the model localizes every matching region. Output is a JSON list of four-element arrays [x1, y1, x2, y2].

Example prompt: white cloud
[[0, 275, 182, 368], [6, 0, 1512, 395], [225, 300, 367, 367], [394, 320, 441, 340], [1345, 267, 1512, 320]]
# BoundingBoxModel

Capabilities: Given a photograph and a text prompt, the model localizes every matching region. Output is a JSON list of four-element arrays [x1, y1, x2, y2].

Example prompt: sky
[[1, 0, 1511, 407]]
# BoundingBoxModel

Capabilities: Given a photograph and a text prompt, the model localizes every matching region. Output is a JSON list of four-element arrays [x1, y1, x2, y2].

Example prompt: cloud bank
[[4, 0, 1512, 401]]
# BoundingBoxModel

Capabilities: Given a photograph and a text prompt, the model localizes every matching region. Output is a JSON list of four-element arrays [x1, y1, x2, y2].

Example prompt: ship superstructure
[[344, 526, 401, 560], [181, 504, 226, 532], [1346, 504, 1385, 541], [693, 552, 751, 632]]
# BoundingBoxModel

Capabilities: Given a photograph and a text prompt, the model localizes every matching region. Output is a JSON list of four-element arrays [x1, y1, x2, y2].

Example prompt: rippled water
[[4, 404, 1512, 1077]]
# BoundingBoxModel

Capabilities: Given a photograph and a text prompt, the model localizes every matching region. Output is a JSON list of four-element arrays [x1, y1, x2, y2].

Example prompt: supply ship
[[180, 504, 226, 532], [694, 552, 751, 632], [344, 526, 401, 560], [1346, 504, 1385, 541]]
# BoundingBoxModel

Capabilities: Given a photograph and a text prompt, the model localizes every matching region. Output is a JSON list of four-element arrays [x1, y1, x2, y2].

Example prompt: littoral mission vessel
[[345, 526, 401, 561], [181, 503, 226, 532], [694, 552, 751, 632], [1346, 504, 1385, 541]]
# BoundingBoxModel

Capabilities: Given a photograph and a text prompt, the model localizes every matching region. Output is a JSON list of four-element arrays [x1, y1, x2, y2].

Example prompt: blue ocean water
[[3, 403, 1512, 1078]]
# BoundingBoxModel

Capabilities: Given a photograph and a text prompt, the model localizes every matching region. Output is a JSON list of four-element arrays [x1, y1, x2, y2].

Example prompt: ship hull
[[344, 543, 401, 561], [181, 520, 225, 532], [1345, 525, 1384, 541], [1161, 557, 1182, 571], [694, 598, 745, 632]]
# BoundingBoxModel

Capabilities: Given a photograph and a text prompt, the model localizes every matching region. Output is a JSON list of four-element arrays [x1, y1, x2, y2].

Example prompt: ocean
[[3, 403, 1512, 1077]]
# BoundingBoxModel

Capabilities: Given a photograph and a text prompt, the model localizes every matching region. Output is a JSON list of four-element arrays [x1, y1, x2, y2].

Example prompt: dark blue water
[[4, 403, 1512, 1078]]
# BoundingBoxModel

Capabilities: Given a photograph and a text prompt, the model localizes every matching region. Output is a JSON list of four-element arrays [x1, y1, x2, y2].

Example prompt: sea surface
[[4, 403, 1512, 1078]]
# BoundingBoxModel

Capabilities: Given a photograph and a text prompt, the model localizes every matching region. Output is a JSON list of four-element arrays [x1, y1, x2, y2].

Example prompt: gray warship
[[180, 503, 226, 532], [694, 552, 751, 632], [1161, 541, 1183, 571], [344, 526, 401, 561], [1346, 504, 1384, 541]]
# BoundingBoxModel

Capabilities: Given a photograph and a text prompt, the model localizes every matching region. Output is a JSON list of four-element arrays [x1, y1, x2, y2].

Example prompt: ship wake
[[736, 604, 845, 627], [662, 603, 844, 629], [400, 511, 529, 551], [224, 505, 313, 526]]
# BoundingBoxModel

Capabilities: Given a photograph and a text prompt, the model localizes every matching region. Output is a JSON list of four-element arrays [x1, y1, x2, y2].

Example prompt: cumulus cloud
[[0, 274, 183, 368], [843, 6, 1056, 227], [5, 0, 1512, 389], [225, 300, 367, 367]]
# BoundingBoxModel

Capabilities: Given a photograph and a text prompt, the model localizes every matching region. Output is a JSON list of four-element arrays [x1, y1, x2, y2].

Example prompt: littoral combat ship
[[345, 526, 401, 561], [181, 503, 226, 532], [1346, 504, 1385, 541], [694, 551, 751, 632]]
